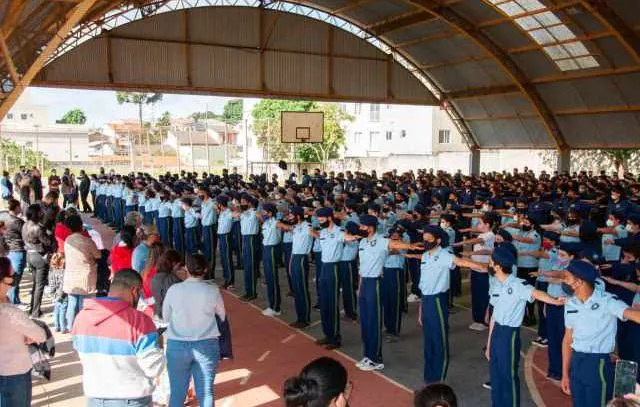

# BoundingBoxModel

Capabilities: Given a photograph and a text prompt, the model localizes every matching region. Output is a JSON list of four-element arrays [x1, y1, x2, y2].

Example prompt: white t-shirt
[[471, 231, 495, 272]]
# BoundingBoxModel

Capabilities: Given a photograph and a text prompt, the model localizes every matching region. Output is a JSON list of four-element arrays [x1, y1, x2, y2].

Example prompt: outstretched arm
[[532, 289, 566, 306]]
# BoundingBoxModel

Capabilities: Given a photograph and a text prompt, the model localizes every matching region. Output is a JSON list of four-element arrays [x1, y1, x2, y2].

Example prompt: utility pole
[[128, 131, 134, 171], [244, 118, 249, 177], [205, 121, 211, 174], [188, 127, 194, 172]]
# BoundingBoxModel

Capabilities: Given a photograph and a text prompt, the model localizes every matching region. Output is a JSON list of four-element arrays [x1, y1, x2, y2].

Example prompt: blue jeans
[[87, 396, 151, 407], [167, 338, 220, 407], [67, 294, 86, 331], [7, 251, 26, 304], [0, 370, 32, 407], [54, 300, 68, 331]]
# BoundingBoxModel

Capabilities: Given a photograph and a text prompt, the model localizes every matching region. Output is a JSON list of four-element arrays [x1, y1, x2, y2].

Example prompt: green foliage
[[191, 111, 219, 122], [157, 111, 171, 127], [116, 92, 163, 150], [221, 99, 243, 125], [538, 149, 640, 174], [251, 100, 351, 163], [56, 108, 87, 124], [0, 138, 51, 173]]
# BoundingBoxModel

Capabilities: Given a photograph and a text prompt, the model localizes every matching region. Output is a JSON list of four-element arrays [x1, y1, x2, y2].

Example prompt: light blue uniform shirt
[[217, 209, 233, 234], [540, 249, 565, 297], [633, 293, 640, 307], [602, 224, 627, 262], [319, 225, 345, 263], [516, 230, 541, 268], [113, 184, 123, 199], [283, 230, 293, 244], [184, 207, 199, 228], [471, 210, 481, 228], [171, 200, 184, 218], [312, 216, 322, 253], [346, 212, 360, 225], [341, 240, 359, 262], [384, 237, 407, 269], [138, 193, 147, 209], [419, 247, 454, 295], [90, 180, 97, 193], [124, 189, 137, 206], [564, 290, 628, 353], [146, 197, 160, 212], [489, 274, 535, 327], [358, 235, 389, 278], [443, 226, 456, 253], [407, 193, 419, 211], [292, 222, 313, 255], [262, 217, 281, 246], [96, 184, 105, 196], [200, 200, 217, 226], [158, 201, 172, 218], [560, 224, 581, 243], [240, 209, 259, 236]]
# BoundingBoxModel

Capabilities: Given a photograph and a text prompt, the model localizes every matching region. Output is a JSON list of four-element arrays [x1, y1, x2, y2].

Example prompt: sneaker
[[315, 337, 330, 346], [290, 321, 310, 329], [312, 303, 321, 311], [469, 322, 488, 331], [359, 359, 384, 372], [407, 294, 420, 303], [355, 358, 370, 368], [262, 308, 275, 316], [482, 381, 491, 390], [532, 337, 549, 348], [324, 343, 341, 350], [385, 335, 400, 343]]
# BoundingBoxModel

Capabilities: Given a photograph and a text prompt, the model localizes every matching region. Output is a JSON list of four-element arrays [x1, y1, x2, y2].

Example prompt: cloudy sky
[[20, 87, 240, 127]]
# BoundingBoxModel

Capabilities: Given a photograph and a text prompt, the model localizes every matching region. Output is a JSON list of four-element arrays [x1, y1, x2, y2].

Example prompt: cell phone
[[614, 360, 638, 398]]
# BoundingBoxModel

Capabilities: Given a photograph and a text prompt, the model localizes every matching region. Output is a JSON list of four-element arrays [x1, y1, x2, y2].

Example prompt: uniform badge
[[591, 303, 600, 310], [507, 288, 513, 295]]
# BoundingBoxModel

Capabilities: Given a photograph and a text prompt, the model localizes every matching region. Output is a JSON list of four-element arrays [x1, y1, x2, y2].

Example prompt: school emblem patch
[[591, 303, 600, 310], [508, 288, 513, 295]]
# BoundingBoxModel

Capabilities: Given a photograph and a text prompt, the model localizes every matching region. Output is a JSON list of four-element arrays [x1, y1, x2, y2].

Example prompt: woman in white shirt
[[163, 253, 226, 407], [0, 256, 47, 406]]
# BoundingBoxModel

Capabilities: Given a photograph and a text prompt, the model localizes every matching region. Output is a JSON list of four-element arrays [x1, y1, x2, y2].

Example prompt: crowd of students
[[1, 164, 640, 407]]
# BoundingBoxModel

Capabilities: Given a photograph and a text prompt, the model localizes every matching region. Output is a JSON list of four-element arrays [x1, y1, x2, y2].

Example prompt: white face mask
[[626, 224, 635, 233], [606, 219, 615, 228], [440, 222, 448, 229], [482, 205, 489, 212]]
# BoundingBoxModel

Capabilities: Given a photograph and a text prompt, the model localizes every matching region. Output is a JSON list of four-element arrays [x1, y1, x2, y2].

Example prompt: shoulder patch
[[566, 309, 578, 314]]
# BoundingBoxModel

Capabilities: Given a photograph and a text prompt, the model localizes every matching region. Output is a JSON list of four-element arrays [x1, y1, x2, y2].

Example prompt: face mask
[[488, 266, 496, 277], [606, 219, 614, 227], [567, 218, 578, 225], [319, 220, 330, 229], [240, 204, 249, 211], [626, 224, 634, 233], [423, 240, 438, 251], [521, 225, 532, 232], [198, 195, 205, 201], [561, 283, 574, 297], [516, 208, 527, 214], [357, 229, 369, 238], [440, 222, 448, 229], [542, 241, 553, 251], [482, 205, 490, 212]]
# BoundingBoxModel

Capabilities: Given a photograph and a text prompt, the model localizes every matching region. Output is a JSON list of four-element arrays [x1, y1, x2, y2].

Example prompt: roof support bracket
[[0, 28, 19, 84]]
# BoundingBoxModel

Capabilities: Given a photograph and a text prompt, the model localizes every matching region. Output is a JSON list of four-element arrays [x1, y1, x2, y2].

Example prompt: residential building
[[164, 119, 239, 169]]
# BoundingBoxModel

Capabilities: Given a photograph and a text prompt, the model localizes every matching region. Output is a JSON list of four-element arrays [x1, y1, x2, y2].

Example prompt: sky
[[19, 87, 241, 128]]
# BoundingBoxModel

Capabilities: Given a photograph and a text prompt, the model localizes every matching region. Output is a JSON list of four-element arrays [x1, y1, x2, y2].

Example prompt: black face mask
[[319, 220, 330, 229], [562, 283, 574, 297], [567, 218, 578, 225], [516, 208, 527, 214], [240, 204, 249, 211], [357, 229, 369, 238], [198, 195, 206, 201], [423, 240, 439, 251], [522, 225, 532, 232], [488, 266, 496, 277]]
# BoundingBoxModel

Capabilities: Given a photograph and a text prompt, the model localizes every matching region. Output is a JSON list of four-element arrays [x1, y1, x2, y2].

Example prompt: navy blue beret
[[360, 214, 378, 227], [216, 195, 229, 206], [262, 203, 277, 214], [543, 231, 560, 244], [423, 225, 443, 240], [559, 242, 584, 255], [290, 206, 304, 218], [345, 221, 360, 235], [492, 246, 516, 269], [497, 229, 513, 242], [567, 259, 597, 283], [316, 207, 334, 218]]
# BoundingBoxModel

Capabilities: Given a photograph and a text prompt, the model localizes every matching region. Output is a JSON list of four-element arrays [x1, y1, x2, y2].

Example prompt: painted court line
[[257, 350, 271, 362], [281, 334, 296, 344], [239, 372, 252, 385]]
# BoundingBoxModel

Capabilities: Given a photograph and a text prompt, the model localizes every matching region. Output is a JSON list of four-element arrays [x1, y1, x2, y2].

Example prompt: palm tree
[[116, 92, 163, 167]]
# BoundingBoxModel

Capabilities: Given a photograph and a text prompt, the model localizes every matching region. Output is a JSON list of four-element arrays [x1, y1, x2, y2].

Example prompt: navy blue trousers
[[96, 196, 105, 221], [340, 260, 358, 319], [490, 324, 521, 407], [104, 197, 112, 224], [283, 242, 293, 292], [314, 251, 323, 305], [202, 224, 217, 280], [546, 303, 564, 379], [172, 218, 185, 255], [617, 319, 640, 381], [383, 267, 404, 337], [184, 226, 200, 256], [570, 352, 614, 407], [290, 254, 310, 324], [319, 262, 340, 345], [359, 277, 382, 364], [471, 271, 489, 324], [145, 210, 157, 226], [113, 198, 122, 230], [407, 255, 421, 296], [158, 216, 172, 248], [536, 281, 548, 339], [422, 292, 449, 383], [231, 222, 242, 267], [219, 233, 234, 285], [263, 245, 281, 312], [449, 266, 462, 303], [242, 235, 258, 297]]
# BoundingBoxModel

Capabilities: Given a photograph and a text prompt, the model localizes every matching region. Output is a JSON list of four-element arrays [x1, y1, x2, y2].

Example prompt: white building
[[0, 100, 89, 163], [165, 119, 239, 169]]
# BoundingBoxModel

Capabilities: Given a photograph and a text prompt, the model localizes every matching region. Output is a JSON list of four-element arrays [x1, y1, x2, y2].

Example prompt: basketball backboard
[[281, 111, 324, 144]]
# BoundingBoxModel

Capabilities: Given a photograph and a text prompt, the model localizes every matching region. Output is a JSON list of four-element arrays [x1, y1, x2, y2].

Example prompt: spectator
[[111, 225, 137, 276], [22, 204, 55, 318], [48, 168, 61, 193], [140, 244, 164, 317], [61, 175, 77, 209], [63, 214, 101, 332], [132, 228, 161, 274], [283, 357, 350, 407], [54, 211, 71, 252], [5, 199, 26, 306], [17, 172, 31, 215], [0, 221, 8, 257], [0, 256, 47, 407], [72, 269, 165, 407], [414, 384, 458, 407], [31, 168, 43, 204], [41, 191, 61, 232], [150, 249, 185, 320], [163, 254, 226, 407], [1, 170, 13, 204], [79, 170, 92, 213], [48, 252, 68, 332], [112, 211, 144, 248]]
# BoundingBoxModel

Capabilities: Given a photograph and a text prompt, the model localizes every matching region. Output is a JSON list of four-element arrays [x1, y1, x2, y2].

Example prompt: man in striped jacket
[[72, 269, 165, 407]]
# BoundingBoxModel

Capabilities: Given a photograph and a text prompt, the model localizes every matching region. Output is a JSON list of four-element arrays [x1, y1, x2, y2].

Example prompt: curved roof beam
[[404, 0, 569, 150]]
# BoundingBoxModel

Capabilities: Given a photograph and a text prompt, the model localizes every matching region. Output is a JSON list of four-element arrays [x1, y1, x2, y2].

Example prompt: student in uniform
[[217, 195, 234, 289], [561, 260, 640, 407], [339, 221, 359, 322], [440, 214, 460, 308], [230, 195, 243, 271], [512, 214, 542, 327], [281, 206, 294, 297], [599, 212, 628, 262], [261, 203, 282, 317], [171, 190, 185, 255], [145, 190, 159, 226], [157, 190, 173, 249], [382, 226, 406, 342], [485, 246, 565, 407], [182, 197, 200, 256], [280, 206, 312, 328], [137, 185, 147, 225], [351, 215, 420, 372], [237, 194, 259, 301], [311, 211, 323, 310], [199, 189, 218, 280], [123, 181, 138, 215], [311, 207, 345, 350]]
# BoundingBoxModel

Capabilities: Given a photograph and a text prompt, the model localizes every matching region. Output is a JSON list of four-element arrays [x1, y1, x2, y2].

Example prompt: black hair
[[25, 204, 43, 223], [186, 253, 207, 277], [157, 249, 182, 274], [414, 384, 458, 407], [8, 198, 20, 213], [110, 268, 143, 291], [284, 357, 347, 407], [120, 225, 137, 249], [65, 215, 84, 233]]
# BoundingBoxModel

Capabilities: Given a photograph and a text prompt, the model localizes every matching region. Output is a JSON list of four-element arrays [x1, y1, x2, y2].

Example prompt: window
[[369, 104, 380, 122], [353, 131, 362, 143], [369, 131, 379, 149], [6, 113, 13, 119], [485, 0, 599, 71], [20, 114, 27, 120], [354, 104, 362, 115], [385, 131, 392, 141], [29, 114, 34, 118], [438, 129, 451, 144], [401, 130, 407, 138]]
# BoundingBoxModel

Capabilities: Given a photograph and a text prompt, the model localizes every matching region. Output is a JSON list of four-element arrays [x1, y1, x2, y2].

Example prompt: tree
[[221, 99, 243, 126], [116, 92, 163, 162], [296, 103, 353, 163], [56, 108, 87, 124], [191, 111, 219, 122], [538, 149, 640, 175], [0, 138, 51, 173]]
